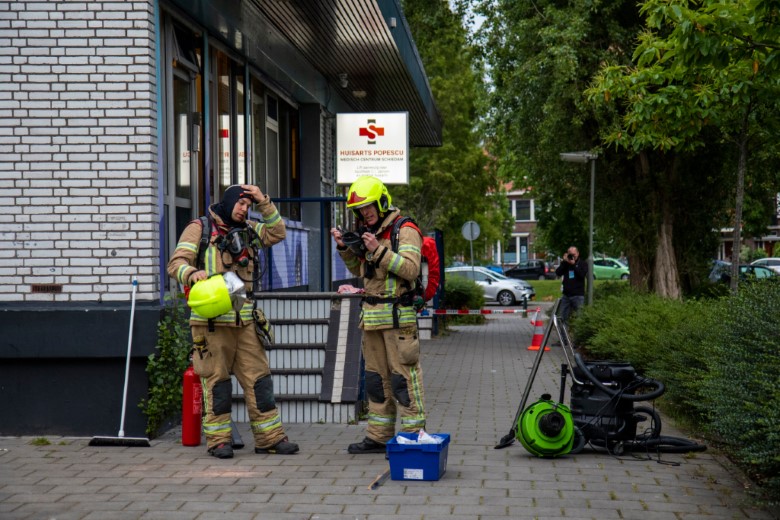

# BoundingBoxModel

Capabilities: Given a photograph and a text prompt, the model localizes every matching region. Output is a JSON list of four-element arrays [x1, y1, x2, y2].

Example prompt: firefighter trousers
[[191, 323, 286, 450], [361, 325, 426, 444]]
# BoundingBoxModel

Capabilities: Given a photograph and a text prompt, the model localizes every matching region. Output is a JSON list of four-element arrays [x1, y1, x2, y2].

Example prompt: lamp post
[[559, 151, 598, 305]]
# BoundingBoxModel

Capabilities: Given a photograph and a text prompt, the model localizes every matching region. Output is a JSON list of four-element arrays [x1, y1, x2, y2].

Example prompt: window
[[515, 199, 531, 221], [504, 236, 517, 264], [215, 50, 245, 196], [277, 102, 300, 220], [213, 52, 301, 217], [250, 77, 266, 190], [265, 94, 279, 197], [251, 87, 300, 220]]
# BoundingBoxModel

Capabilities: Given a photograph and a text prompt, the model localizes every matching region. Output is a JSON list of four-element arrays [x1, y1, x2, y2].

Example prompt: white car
[[445, 266, 535, 306], [750, 257, 780, 275]]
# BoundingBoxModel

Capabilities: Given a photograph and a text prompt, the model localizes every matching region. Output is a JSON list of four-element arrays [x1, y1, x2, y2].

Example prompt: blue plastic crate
[[386, 432, 450, 481]]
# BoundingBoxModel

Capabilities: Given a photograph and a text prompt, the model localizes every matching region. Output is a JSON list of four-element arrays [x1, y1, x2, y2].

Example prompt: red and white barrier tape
[[427, 309, 528, 315]]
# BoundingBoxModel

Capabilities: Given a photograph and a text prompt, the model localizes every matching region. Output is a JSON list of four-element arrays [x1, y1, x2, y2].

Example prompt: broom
[[89, 277, 151, 447]]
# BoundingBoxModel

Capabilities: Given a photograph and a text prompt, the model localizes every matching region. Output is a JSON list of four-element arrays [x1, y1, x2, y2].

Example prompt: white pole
[[118, 277, 138, 437]]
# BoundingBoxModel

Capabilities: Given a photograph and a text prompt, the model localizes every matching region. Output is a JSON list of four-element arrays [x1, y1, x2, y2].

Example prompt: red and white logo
[[358, 119, 384, 144]]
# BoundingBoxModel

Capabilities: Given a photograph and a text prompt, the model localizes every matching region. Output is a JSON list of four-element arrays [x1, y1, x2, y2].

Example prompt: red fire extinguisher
[[182, 364, 203, 446]]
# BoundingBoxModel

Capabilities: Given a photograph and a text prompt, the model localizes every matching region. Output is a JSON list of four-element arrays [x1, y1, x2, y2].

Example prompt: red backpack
[[389, 217, 441, 302]]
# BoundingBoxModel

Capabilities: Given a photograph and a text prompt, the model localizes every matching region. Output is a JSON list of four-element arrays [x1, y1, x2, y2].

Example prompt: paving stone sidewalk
[[1, 309, 776, 520]]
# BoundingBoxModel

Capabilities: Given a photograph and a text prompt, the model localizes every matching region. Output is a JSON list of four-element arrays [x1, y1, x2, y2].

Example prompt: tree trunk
[[653, 199, 681, 299], [652, 157, 681, 299], [729, 104, 751, 293], [628, 253, 650, 291], [628, 151, 656, 292]]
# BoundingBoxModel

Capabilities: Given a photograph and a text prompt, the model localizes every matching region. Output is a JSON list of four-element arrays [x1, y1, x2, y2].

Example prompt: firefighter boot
[[348, 437, 386, 454], [255, 436, 299, 455], [208, 442, 234, 459]]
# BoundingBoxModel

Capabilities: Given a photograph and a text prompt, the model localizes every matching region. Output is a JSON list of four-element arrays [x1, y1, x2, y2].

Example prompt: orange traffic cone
[[528, 307, 549, 351]]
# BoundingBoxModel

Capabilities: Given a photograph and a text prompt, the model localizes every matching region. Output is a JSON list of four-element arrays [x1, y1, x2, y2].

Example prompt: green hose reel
[[516, 398, 575, 457]]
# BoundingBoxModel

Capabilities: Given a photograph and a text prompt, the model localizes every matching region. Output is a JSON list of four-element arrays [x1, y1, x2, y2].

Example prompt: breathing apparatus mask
[[218, 228, 252, 267]]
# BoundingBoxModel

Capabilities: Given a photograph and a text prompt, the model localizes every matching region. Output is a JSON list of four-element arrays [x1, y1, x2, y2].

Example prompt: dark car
[[709, 260, 778, 284], [504, 259, 557, 280]]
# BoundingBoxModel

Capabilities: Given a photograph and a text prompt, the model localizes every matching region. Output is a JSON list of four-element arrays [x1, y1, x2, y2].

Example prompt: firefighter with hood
[[330, 176, 426, 453], [167, 184, 299, 459]]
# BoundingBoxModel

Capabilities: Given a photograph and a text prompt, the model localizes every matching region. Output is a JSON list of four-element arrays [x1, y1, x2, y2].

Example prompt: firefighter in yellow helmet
[[330, 176, 426, 453]]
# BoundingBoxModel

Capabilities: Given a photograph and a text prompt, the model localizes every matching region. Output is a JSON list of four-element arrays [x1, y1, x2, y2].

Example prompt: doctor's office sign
[[336, 112, 409, 185]]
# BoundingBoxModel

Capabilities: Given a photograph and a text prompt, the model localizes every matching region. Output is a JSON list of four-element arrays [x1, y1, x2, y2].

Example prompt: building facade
[[0, 0, 441, 435], [493, 184, 542, 267]]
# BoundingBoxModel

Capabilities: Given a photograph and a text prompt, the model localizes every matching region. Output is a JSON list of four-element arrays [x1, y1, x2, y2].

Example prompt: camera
[[567, 253, 575, 261], [341, 230, 367, 258]]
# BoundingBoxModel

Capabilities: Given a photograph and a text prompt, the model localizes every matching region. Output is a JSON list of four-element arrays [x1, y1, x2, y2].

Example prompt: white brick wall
[[0, 0, 159, 302]]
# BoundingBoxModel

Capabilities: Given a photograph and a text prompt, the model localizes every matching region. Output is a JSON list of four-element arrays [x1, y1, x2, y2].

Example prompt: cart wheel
[[569, 425, 586, 454], [633, 405, 662, 441]]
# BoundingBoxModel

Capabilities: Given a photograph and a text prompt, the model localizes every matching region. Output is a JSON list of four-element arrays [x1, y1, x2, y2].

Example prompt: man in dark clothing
[[555, 246, 588, 324]]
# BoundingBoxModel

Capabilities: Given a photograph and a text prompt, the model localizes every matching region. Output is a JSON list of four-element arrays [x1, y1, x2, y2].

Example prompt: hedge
[[439, 275, 486, 325], [569, 279, 780, 505]]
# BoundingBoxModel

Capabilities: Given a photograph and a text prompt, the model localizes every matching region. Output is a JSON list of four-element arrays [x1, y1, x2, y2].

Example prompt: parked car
[[708, 260, 730, 283], [483, 264, 505, 274], [592, 257, 630, 280], [739, 265, 778, 281], [445, 266, 535, 306], [750, 257, 780, 275], [709, 261, 778, 284], [504, 259, 557, 280]]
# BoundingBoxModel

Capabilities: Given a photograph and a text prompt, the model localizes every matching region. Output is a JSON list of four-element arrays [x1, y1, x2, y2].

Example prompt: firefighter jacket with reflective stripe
[[338, 209, 422, 330], [167, 195, 286, 327]]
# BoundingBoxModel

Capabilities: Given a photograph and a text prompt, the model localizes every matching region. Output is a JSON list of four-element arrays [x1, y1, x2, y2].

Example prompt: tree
[[395, 0, 505, 262], [472, 0, 651, 270], [585, 43, 716, 297], [589, 0, 780, 293], [465, 0, 778, 296]]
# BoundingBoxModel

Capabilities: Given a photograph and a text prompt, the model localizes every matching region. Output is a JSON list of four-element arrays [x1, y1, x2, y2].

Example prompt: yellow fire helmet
[[187, 274, 232, 319], [346, 176, 391, 217]]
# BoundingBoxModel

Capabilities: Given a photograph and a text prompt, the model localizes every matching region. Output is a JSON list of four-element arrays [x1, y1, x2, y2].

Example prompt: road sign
[[461, 221, 480, 241]]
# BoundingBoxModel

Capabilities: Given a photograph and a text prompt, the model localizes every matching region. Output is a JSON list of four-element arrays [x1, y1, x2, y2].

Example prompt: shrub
[[139, 296, 191, 438], [570, 288, 687, 375], [571, 279, 780, 504], [699, 279, 780, 503], [442, 275, 484, 310], [441, 275, 485, 325], [650, 298, 722, 424], [688, 279, 730, 300]]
